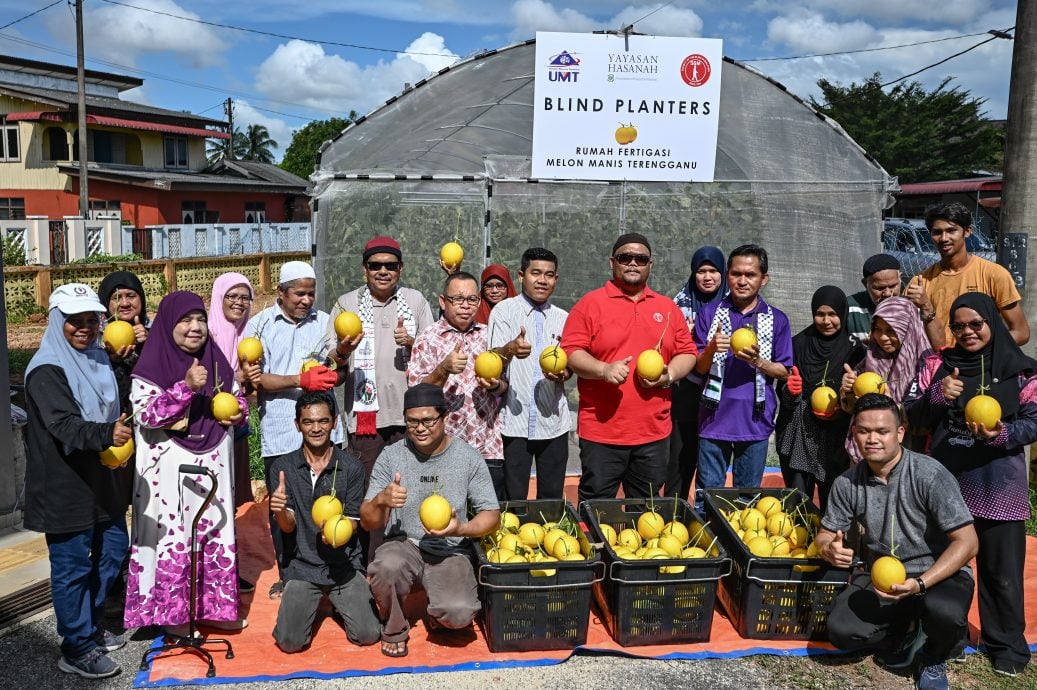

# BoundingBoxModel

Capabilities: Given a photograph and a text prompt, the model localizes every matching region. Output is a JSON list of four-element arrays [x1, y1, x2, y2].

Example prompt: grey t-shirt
[[364, 436, 499, 556], [823, 447, 974, 575]]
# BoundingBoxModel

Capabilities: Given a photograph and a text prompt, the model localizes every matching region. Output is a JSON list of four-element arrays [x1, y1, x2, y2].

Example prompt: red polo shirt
[[561, 280, 697, 445]]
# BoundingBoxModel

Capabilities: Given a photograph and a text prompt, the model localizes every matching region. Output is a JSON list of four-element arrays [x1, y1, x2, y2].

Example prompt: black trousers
[[974, 517, 1031, 669], [577, 437, 668, 502], [827, 569, 974, 662], [503, 434, 568, 501], [663, 379, 702, 500]]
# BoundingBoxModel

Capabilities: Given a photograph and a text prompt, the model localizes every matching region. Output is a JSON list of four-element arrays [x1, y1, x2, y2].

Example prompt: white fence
[[0, 218, 312, 264]]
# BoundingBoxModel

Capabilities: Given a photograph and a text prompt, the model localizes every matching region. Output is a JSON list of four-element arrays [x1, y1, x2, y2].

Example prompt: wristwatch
[[914, 576, 927, 596], [920, 310, 937, 324]]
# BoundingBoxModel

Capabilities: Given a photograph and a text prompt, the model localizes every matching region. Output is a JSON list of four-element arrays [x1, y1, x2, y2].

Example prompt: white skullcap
[[279, 261, 316, 285]]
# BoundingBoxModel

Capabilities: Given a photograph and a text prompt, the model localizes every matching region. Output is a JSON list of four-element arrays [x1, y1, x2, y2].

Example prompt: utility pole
[[224, 97, 235, 160], [75, 0, 89, 217], [1004, 3, 1037, 334]]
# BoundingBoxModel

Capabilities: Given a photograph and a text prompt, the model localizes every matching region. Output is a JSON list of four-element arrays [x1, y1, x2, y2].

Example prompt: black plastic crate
[[475, 499, 603, 652], [581, 498, 730, 647], [702, 488, 850, 640]]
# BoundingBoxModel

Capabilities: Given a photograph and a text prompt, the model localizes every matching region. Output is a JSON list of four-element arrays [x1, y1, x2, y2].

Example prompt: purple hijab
[[133, 291, 235, 453]]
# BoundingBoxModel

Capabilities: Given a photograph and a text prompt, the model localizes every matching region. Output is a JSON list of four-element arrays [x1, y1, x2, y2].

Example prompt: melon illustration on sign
[[615, 123, 637, 145]]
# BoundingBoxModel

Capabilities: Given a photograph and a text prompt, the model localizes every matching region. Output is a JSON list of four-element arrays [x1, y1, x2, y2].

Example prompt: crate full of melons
[[581, 498, 730, 647], [475, 499, 603, 653], [702, 488, 850, 641]]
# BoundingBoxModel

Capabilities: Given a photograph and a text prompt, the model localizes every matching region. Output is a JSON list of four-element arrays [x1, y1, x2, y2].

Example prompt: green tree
[[809, 73, 1004, 183], [279, 113, 359, 180], [206, 129, 248, 164], [241, 123, 278, 164]]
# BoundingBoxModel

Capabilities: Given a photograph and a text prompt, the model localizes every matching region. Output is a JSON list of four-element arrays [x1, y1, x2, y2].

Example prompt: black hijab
[[792, 286, 861, 394], [938, 292, 1037, 420], [98, 270, 150, 326]]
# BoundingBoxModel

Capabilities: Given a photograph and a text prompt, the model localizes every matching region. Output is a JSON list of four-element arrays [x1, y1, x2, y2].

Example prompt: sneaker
[[991, 659, 1024, 677], [877, 622, 926, 670], [915, 660, 949, 690], [93, 628, 126, 652], [238, 576, 255, 594], [57, 647, 120, 679]]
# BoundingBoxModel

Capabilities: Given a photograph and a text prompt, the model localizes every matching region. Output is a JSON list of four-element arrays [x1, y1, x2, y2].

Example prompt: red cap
[[363, 236, 402, 262]]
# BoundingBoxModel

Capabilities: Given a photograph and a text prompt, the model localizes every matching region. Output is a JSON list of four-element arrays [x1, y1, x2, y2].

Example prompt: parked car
[[881, 219, 996, 282]]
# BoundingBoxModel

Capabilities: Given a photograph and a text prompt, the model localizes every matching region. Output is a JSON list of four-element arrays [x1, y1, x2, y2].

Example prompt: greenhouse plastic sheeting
[[312, 39, 895, 333]]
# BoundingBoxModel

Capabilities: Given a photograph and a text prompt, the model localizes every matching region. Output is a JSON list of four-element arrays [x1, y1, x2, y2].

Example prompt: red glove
[[299, 365, 337, 391], [786, 365, 803, 397]]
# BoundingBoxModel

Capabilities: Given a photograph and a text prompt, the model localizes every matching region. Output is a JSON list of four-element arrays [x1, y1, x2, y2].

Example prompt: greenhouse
[[310, 37, 896, 329]]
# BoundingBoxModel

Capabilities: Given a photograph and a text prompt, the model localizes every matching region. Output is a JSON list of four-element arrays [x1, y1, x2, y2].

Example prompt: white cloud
[[510, 0, 704, 39], [800, 0, 993, 26], [610, 5, 704, 37], [767, 11, 880, 54], [44, 0, 227, 68], [253, 34, 459, 116], [511, 0, 598, 35], [230, 100, 291, 162]]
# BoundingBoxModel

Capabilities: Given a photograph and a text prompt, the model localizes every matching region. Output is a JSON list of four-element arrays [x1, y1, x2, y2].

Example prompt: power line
[[738, 31, 992, 62], [624, 0, 679, 29], [0, 0, 63, 31], [97, 0, 457, 58], [0, 31, 336, 119]]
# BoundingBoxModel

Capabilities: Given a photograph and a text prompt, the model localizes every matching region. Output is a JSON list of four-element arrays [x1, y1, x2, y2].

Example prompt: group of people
[[23, 201, 1031, 686]]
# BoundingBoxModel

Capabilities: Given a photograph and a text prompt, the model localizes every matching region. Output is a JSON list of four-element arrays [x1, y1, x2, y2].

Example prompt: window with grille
[[245, 201, 266, 223], [182, 200, 206, 224], [229, 228, 241, 253], [195, 228, 207, 254], [0, 198, 26, 220], [168, 228, 182, 258], [164, 136, 188, 168], [1, 122, 20, 162]]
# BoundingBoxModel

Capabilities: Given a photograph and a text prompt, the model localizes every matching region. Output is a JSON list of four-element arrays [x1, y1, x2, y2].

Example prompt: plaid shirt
[[407, 319, 504, 460]]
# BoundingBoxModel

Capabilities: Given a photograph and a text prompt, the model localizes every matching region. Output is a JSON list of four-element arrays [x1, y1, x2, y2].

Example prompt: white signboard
[[532, 32, 723, 182]]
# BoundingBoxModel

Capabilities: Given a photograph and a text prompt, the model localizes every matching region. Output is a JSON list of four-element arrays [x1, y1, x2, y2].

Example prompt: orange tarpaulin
[[135, 473, 1037, 687]]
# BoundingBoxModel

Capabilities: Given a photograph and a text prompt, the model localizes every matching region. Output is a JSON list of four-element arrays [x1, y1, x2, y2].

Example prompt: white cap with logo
[[49, 283, 106, 315]]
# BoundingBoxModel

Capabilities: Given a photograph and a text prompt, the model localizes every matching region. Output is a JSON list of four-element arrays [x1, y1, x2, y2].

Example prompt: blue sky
[[0, 0, 1019, 161]]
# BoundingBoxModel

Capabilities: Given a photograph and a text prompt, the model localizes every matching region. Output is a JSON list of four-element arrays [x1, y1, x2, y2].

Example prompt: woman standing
[[24, 284, 133, 678], [474, 264, 516, 325], [775, 286, 864, 511], [665, 246, 726, 498], [906, 293, 1035, 677], [840, 296, 932, 458], [207, 272, 258, 507], [123, 291, 248, 635]]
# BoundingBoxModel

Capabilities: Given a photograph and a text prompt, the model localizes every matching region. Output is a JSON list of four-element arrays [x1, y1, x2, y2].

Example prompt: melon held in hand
[[334, 311, 363, 339], [322, 514, 354, 548], [99, 438, 134, 468], [440, 242, 464, 270], [474, 351, 503, 380], [730, 327, 757, 353], [853, 371, 887, 397], [237, 336, 263, 364], [211, 392, 241, 422], [636, 349, 665, 381], [965, 394, 1001, 429], [103, 320, 136, 351], [539, 345, 568, 375], [870, 555, 907, 593], [311, 494, 343, 529], [811, 385, 839, 416], [420, 493, 452, 531]]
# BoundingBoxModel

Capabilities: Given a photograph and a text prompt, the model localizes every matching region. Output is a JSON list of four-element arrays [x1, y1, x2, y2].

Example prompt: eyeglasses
[[404, 415, 442, 429], [483, 282, 507, 291], [224, 293, 253, 304], [442, 294, 481, 306], [949, 318, 987, 334], [366, 261, 401, 272], [613, 253, 651, 267]]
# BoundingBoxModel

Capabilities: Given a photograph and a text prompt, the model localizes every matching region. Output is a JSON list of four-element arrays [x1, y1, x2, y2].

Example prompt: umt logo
[[547, 50, 581, 84]]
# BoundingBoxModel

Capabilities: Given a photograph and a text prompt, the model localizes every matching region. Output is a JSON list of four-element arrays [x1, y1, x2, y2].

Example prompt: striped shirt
[[247, 304, 344, 457], [488, 294, 571, 440]]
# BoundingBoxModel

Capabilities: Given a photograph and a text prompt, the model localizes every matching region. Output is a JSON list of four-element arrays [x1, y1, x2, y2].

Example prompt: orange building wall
[[8, 182, 309, 227]]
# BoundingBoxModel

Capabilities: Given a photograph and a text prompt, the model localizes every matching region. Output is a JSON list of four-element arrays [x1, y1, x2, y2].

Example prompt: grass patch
[[248, 401, 264, 481], [1027, 487, 1037, 538], [7, 348, 36, 379]]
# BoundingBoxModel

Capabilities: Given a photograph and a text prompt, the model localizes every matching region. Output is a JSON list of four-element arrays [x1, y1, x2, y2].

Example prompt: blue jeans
[[695, 438, 769, 494], [46, 520, 129, 657]]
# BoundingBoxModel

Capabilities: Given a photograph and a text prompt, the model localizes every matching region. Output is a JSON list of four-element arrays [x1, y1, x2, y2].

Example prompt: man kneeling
[[360, 383, 500, 657], [268, 392, 381, 652], [816, 394, 978, 690]]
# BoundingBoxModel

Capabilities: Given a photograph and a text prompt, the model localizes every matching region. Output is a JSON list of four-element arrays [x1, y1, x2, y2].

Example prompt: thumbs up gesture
[[380, 472, 407, 509], [603, 355, 633, 385], [508, 326, 532, 360], [441, 342, 468, 375], [393, 316, 413, 347], [132, 314, 148, 344], [270, 471, 288, 514], [841, 363, 857, 395], [904, 275, 933, 312], [786, 365, 803, 397], [185, 358, 207, 391], [112, 413, 132, 446], [821, 529, 855, 568], [942, 367, 964, 401]]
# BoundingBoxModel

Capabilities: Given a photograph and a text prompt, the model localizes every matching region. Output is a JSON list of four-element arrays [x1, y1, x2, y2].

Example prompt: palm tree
[[206, 129, 248, 164], [241, 124, 278, 164]]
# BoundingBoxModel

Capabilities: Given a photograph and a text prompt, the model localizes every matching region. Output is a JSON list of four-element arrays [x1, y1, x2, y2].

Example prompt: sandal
[[381, 639, 408, 658], [268, 580, 285, 600]]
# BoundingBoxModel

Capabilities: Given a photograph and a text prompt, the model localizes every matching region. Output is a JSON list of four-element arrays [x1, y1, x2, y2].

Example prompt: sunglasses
[[949, 318, 987, 334], [613, 253, 651, 267], [366, 261, 401, 272]]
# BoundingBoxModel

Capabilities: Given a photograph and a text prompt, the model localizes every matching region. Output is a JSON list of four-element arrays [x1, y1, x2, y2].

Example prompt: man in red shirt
[[561, 233, 698, 500]]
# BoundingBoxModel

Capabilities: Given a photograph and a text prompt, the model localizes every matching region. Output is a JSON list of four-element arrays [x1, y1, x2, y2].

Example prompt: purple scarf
[[133, 291, 235, 453]]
